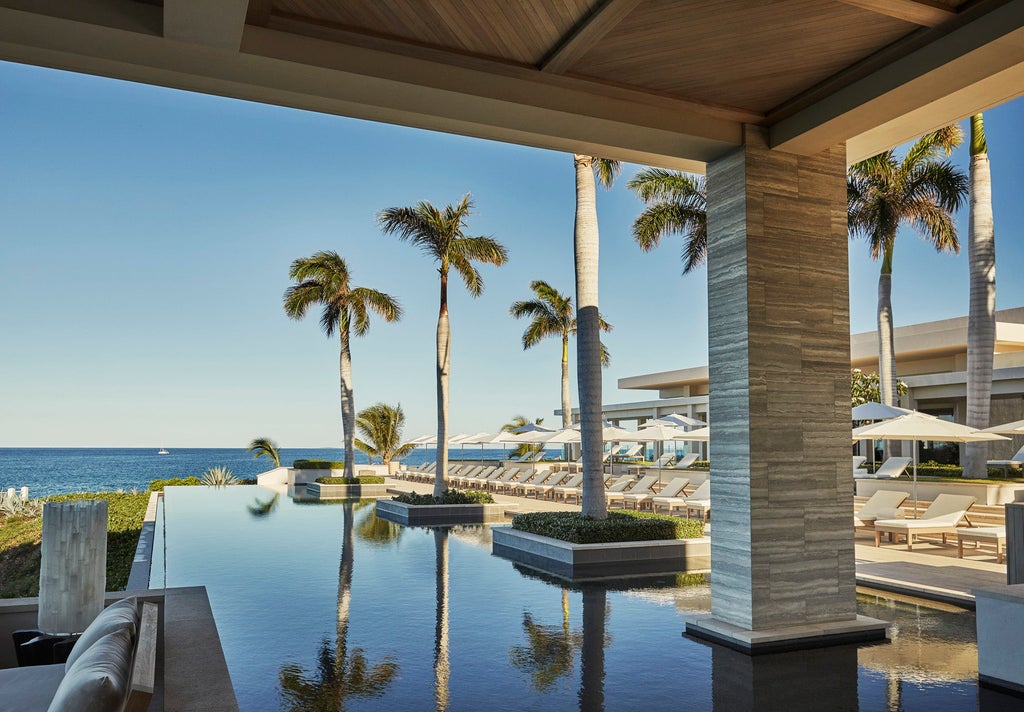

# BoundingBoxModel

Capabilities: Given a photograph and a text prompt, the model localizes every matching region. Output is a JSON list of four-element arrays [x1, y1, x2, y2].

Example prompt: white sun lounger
[[556, 474, 612, 504], [853, 489, 909, 528], [623, 476, 690, 510], [988, 444, 1024, 471], [489, 467, 528, 493], [873, 493, 976, 550], [683, 480, 713, 520], [854, 456, 912, 480], [652, 479, 707, 517], [668, 453, 699, 471], [517, 470, 565, 498], [628, 453, 674, 476], [853, 455, 867, 476], [607, 475, 660, 508]]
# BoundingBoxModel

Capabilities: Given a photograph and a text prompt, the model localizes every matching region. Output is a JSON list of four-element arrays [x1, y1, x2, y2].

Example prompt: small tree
[[501, 415, 546, 460], [354, 403, 415, 467], [851, 370, 908, 408], [246, 437, 281, 468]]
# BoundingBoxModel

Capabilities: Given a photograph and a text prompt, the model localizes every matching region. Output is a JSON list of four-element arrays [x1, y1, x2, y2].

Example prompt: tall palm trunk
[[433, 528, 450, 712], [435, 274, 451, 497], [573, 155, 607, 519], [561, 334, 572, 460], [578, 588, 606, 711], [336, 502, 354, 700], [340, 328, 356, 480], [877, 250, 901, 457], [964, 113, 996, 478]]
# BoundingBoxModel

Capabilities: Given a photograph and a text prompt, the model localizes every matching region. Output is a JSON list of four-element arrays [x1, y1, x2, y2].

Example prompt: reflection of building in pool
[[588, 308, 1024, 462]]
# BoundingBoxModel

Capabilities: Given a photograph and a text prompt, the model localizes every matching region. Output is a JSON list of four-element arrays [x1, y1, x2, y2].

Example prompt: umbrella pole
[[912, 441, 918, 519]]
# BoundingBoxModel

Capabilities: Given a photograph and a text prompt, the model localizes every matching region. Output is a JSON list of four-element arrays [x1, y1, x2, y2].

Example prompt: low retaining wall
[[305, 482, 388, 499], [491, 526, 711, 580], [375, 499, 510, 526], [976, 584, 1024, 695], [856, 479, 1024, 505]]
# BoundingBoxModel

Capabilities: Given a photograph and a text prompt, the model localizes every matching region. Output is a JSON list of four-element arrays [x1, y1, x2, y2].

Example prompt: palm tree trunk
[[877, 253, 901, 457], [964, 114, 996, 478], [573, 155, 607, 519], [435, 273, 451, 498], [340, 328, 356, 480], [433, 528, 450, 712], [561, 335, 572, 461]]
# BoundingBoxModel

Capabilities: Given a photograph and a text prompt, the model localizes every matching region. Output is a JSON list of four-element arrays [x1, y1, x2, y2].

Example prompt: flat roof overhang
[[1, 0, 1023, 170]]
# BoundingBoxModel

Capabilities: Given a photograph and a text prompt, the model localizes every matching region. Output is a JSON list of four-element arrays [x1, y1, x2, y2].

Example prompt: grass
[[0, 492, 149, 598]]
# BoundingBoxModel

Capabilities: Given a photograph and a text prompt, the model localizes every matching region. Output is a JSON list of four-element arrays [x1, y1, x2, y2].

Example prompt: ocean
[[0, 446, 531, 498]]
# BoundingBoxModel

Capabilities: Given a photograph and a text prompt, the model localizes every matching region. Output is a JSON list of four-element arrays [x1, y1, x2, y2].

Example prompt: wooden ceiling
[[253, 0, 973, 117]]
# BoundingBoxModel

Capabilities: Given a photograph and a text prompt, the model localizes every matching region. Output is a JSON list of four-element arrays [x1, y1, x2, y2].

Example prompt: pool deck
[[381, 476, 1008, 607]]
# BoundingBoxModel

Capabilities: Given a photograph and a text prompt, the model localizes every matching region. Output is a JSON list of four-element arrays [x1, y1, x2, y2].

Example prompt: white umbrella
[[648, 413, 706, 428], [460, 431, 504, 459], [632, 423, 694, 441], [982, 418, 1024, 434], [852, 413, 1007, 516], [680, 426, 710, 442], [851, 402, 915, 421]]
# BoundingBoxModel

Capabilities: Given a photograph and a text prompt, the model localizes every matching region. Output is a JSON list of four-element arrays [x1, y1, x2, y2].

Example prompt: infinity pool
[[151, 486, 1017, 711]]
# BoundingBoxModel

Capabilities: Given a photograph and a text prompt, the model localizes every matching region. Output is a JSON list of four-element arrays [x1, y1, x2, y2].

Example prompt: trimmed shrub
[[393, 489, 495, 505], [293, 460, 345, 469], [315, 476, 385, 485], [512, 510, 704, 544], [148, 476, 201, 492]]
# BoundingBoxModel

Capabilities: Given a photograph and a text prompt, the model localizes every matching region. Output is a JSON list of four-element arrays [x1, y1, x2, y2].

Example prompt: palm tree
[[246, 436, 281, 468], [964, 113, 996, 478], [283, 251, 402, 480], [509, 280, 612, 435], [501, 415, 547, 461], [354, 403, 415, 471], [573, 156, 620, 519], [848, 127, 968, 411], [378, 195, 508, 497], [628, 168, 707, 273]]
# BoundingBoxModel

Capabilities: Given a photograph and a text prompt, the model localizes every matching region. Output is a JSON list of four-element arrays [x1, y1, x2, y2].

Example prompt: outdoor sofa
[[0, 596, 157, 712]]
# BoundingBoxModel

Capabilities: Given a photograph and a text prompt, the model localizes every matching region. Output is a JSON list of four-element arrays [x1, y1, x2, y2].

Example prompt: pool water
[[151, 486, 1019, 711]]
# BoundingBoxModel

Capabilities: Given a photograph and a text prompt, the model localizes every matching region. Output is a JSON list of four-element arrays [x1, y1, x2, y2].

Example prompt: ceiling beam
[[245, 0, 272, 27], [835, 0, 957, 27], [771, 0, 1024, 159], [0, 1, 743, 171], [540, 0, 641, 73], [163, 0, 249, 51]]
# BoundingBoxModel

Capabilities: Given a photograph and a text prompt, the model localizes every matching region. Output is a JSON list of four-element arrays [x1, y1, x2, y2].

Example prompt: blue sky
[[2, 61, 1023, 447]]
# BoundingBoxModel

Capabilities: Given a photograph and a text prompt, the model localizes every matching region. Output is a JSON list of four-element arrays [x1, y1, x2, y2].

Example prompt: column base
[[684, 614, 889, 655]]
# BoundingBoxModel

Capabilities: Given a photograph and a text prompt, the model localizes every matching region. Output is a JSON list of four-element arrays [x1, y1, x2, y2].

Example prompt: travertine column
[[687, 127, 884, 649], [38, 500, 108, 634]]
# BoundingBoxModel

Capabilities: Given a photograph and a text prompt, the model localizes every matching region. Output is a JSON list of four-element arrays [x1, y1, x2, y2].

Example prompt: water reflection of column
[[578, 588, 606, 712], [710, 643, 858, 711], [434, 527, 451, 712]]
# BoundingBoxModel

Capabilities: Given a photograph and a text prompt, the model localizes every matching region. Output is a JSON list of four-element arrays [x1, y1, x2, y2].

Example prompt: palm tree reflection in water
[[278, 502, 399, 710], [509, 589, 583, 691], [434, 527, 451, 712]]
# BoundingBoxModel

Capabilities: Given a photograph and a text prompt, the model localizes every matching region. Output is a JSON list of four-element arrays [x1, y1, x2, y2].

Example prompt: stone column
[[38, 500, 108, 635], [685, 126, 886, 651]]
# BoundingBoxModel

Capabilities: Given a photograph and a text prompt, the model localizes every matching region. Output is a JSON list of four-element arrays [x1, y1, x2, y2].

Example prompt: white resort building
[[583, 308, 1024, 461]]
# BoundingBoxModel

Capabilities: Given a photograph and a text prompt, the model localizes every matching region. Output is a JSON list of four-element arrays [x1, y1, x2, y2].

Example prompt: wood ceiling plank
[[835, 0, 957, 27], [541, 0, 643, 73], [246, 0, 272, 26]]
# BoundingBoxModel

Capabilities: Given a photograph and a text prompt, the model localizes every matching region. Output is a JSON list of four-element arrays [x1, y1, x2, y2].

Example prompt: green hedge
[[315, 476, 385, 485], [866, 460, 1017, 479], [512, 510, 704, 544], [147, 476, 201, 492], [293, 460, 345, 469], [0, 492, 149, 598], [393, 489, 495, 505]]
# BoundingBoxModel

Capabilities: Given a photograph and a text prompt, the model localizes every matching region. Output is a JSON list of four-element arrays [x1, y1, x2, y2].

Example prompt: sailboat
[[157, 448, 170, 455]]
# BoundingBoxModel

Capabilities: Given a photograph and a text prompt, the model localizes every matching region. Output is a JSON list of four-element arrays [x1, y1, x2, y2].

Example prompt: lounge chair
[[488, 467, 526, 493], [606, 475, 660, 508], [516, 470, 564, 498], [852, 455, 867, 476], [628, 453, 674, 476], [854, 456, 912, 480], [652, 479, 706, 516], [623, 476, 690, 510], [556, 474, 612, 504], [873, 493, 977, 550], [507, 467, 557, 495], [957, 526, 1006, 563], [683, 480, 713, 520], [458, 466, 496, 488], [533, 472, 577, 499], [548, 473, 583, 500], [853, 489, 909, 528], [988, 444, 1024, 472], [667, 453, 699, 471]]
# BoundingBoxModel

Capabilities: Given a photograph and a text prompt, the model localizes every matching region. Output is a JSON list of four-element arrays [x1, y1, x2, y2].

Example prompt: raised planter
[[856, 478, 1024, 505], [375, 499, 510, 526], [491, 526, 710, 580], [305, 482, 389, 499]]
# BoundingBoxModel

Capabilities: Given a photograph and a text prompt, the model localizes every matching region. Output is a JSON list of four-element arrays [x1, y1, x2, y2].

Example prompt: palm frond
[[592, 158, 621, 189], [449, 252, 484, 297]]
